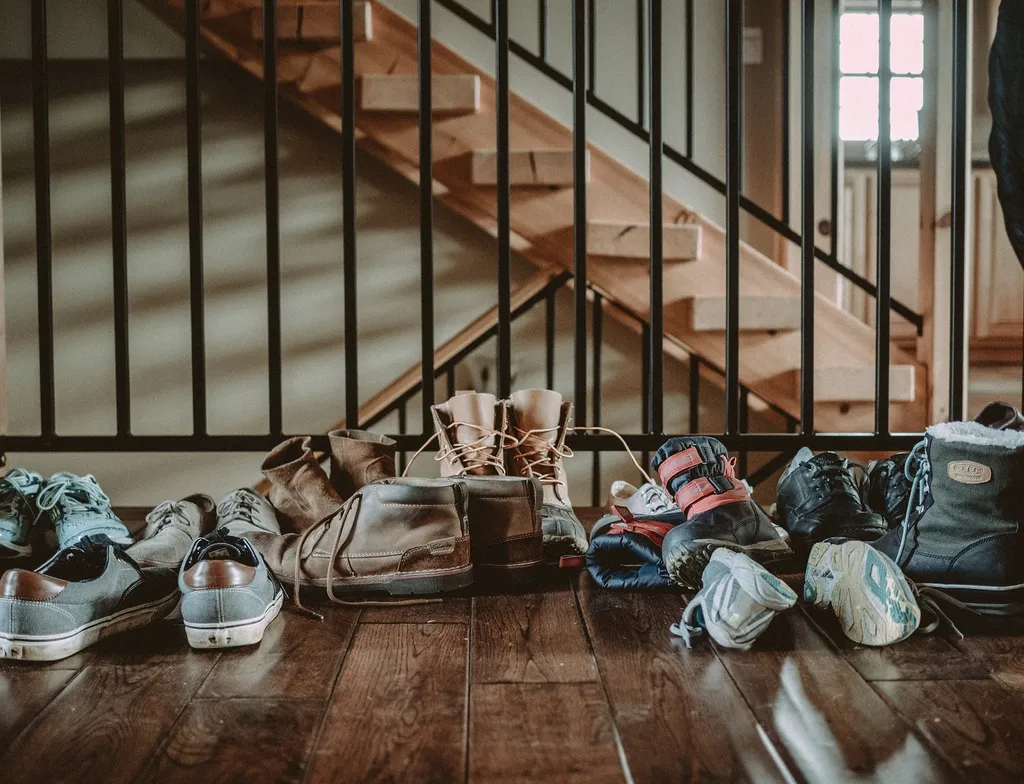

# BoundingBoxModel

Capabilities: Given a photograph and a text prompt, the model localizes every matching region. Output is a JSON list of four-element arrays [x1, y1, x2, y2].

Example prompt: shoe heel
[[383, 567, 474, 596]]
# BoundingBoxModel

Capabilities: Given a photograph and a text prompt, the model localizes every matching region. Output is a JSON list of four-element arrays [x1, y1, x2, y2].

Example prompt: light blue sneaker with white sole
[[804, 537, 921, 646], [672, 548, 797, 650], [0, 469, 44, 558], [36, 473, 132, 550]]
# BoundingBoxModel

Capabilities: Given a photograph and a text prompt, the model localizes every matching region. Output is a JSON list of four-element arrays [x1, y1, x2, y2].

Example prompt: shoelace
[[402, 422, 512, 477], [635, 482, 674, 514], [216, 488, 266, 528], [670, 600, 706, 648], [144, 500, 193, 538], [895, 439, 930, 564], [513, 424, 654, 491], [0, 469, 39, 523], [35, 474, 112, 525]]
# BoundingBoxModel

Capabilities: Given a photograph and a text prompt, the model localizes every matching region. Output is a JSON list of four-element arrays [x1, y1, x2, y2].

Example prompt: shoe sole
[[184, 591, 284, 649], [665, 531, 794, 590], [804, 540, 920, 646], [0, 592, 180, 662], [294, 565, 475, 597], [917, 581, 1024, 616], [542, 535, 587, 566]]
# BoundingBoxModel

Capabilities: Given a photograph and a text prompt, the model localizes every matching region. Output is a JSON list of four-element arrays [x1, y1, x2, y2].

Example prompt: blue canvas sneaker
[[0, 469, 44, 558], [36, 473, 132, 550]]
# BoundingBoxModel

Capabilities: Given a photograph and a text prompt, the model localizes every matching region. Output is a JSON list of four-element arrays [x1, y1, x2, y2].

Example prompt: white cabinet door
[[973, 169, 1024, 346]]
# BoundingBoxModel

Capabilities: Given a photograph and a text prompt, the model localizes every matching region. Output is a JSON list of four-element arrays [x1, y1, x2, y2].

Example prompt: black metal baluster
[[689, 356, 700, 433], [641, 321, 650, 466], [648, 0, 663, 436], [685, 0, 694, 159], [573, 0, 588, 424], [545, 287, 556, 389], [538, 0, 547, 61], [875, 0, 892, 435], [725, 0, 743, 436], [587, 0, 596, 96], [591, 293, 603, 506], [829, 0, 840, 262], [738, 388, 749, 476], [419, 0, 435, 429], [263, 0, 282, 437], [447, 365, 456, 399], [185, 0, 206, 435], [341, 0, 359, 427], [780, 0, 790, 225], [949, 0, 969, 418], [108, 0, 130, 436], [398, 403, 408, 475], [495, 0, 511, 399], [636, 0, 644, 127], [800, 0, 815, 435]]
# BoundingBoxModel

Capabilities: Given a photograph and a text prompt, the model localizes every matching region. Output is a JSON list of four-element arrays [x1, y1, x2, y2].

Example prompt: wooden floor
[[3, 509, 1024, 783]]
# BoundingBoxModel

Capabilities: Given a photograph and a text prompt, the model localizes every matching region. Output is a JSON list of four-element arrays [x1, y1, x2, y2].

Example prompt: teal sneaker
[[0, 469, 44, 558], [804, 538, 921, 646], [36, 473, 132, 550]]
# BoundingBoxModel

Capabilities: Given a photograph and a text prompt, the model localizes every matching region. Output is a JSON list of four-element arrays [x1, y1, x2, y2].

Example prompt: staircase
[[136, 0, 927, 433]]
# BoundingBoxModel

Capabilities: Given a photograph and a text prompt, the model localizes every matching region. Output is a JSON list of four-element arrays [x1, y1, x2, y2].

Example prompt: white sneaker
[[609, 480, 675, 516], [216, 489, 281, 539], [804, 538, 920, 646], [672, 548, 796, 650]]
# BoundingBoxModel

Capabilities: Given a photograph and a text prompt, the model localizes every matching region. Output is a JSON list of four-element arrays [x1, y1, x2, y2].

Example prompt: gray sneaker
[[216, 488, 281, 539], [0, 469, 44, 558], [127, 494, 217, 568], [36, 473, 132, 550], [179, 528, 284, 649], [0, 536, 179, 661]]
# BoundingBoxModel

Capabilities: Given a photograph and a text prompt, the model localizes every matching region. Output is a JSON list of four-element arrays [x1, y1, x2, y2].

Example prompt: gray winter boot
[[873, 421, 1024, 614]]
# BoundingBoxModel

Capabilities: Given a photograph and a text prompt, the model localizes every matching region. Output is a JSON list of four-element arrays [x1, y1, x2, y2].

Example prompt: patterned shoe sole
[[804, 539, 920, 646], [666, 534, 794, 591]]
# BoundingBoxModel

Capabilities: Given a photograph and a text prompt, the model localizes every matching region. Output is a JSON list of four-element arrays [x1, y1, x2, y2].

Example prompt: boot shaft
[[327, 429, 397, 498], [505, 389, 573, 507], [430, 393, 508, 477], [261, 437, 344, 534]]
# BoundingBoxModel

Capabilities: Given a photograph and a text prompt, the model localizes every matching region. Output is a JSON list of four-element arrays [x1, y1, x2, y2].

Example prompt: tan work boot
[[431, 392, 544, 579], [261, 437, 344, 535], [247, 478, 473, 609], [328, 429, 396, 498], [506, 389, 587, 561]]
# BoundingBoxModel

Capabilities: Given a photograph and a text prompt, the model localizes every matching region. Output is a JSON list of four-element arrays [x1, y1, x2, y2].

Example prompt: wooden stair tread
[[682, 295, 801, 332], [361, 74, 480, 114], [588, 221, 701, 261], [250, 1, 371, 43], [471, 149, 586, 187], [785, 365, 917, 403]]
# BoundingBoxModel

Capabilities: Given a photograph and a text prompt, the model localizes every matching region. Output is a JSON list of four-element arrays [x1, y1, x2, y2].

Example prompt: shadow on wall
[[1, 60, 777, 504]]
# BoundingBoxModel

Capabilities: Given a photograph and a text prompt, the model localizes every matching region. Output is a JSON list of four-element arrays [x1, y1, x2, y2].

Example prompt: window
[[839, 12, 924, 152]]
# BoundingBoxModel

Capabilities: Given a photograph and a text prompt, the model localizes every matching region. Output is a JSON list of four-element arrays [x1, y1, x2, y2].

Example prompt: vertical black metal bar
[[573, 0, 588, 425], [688, 356, 700, 432], [538, 0, 547, 61], [875, 0, 892, 435], [419, 0, 435, 430], [829, 0, 840, 261], [636, 0, 645, 127], [949, 0, 969, 418], [641, 322, 650, 470], [724, 0, 743, 436], [738, 388, 749, 476], [648, 0, 664, 435], [108, 0, 130, 436], [32, 0, 55, 438], [446, 365, 456, 400], [263, 0, 283, 437], [591, 293, 603, 506], [685, 0, 694, 159], [587, 0, 596, 96], [185, 0, 206, 435], [780, 0, 790, 225], [800, 0, 815, 435], [341, 0, 359, 428], [398, 403, 408, 475], [545, 287, 556, 389], [495, 0, 512, 399]]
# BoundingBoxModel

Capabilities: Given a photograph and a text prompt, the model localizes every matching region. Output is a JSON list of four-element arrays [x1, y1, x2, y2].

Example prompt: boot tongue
[[510, 389, 565, 444]]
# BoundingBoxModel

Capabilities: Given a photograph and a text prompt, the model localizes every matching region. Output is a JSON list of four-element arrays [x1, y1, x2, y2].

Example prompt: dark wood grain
[[0, 668, 78, 749], [876, 679, 1024, 782], [577, 577, 788, 783], [469, 682, 623, 784], [196, 607, 358, 699], [473, 572, 597, 683], [0, 659, 216, 783], [305, 622, 468, 783], [717, 609, 956, 782], [137, 699, 322, 784], [358, 596, 471, 623], [953, 615, 1024, 692]]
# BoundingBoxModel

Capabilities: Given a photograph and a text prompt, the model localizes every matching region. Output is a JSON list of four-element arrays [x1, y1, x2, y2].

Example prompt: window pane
[[891, 76, 923, 140], [840, 76, 879, 141], [891, 14, 924, 73], [840, 13, 878, 74]]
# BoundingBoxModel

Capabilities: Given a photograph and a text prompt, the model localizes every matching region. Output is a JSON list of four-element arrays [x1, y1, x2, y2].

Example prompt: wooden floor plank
[[952, 615, 1024, 693], [876, 679, 1024, 782], [196, 608, 358, 700], [358, 596, 470, 624], [305, 622, 467, 783], [137, 699, 322, 784], [468, 682, 623, 784], [472, 572, 598, 684], [577, 579, 789, 783], [0, 668, 78, 748], [717, 609, 956, 782], [0, 658, 216, 783]]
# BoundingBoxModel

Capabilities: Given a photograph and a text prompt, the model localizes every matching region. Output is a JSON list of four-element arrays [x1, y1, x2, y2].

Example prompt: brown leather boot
[[247, 478, 473, 607], [431, 392, 544, 579], [327, 429, 397, 498], [261, 437, 344, 535], [506, 389, 587, 561]]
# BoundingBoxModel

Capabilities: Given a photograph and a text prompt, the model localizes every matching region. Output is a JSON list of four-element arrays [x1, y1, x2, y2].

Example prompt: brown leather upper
[[262, 436, 344, 535], [455, 475, 543, 567], [182, 560, 257, 589], [328, 429, 397, 499], [507, 391, 574, 507], [0, 569, 68, 600]]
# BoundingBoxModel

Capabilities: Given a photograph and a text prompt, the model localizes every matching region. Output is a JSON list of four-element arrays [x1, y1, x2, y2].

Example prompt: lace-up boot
[[652, 437, 792, 589], [873, 422, 1024, 614], [0, 469, 44, 558], [506, 389, 586, 561], [36, 473, 132, 550], [431, 393, 543, 578], [327, 429, 397, 498], [127, 495, 217, 568], [774, 448, 888, 555], [261, 437, 344, 534]]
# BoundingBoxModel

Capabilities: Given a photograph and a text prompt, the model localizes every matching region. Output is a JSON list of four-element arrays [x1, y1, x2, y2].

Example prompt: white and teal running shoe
[[36, 473, 132, 550], [804, 538, 920, 646], [0, 469, 44, 557], [671, 548, 797, 650]]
